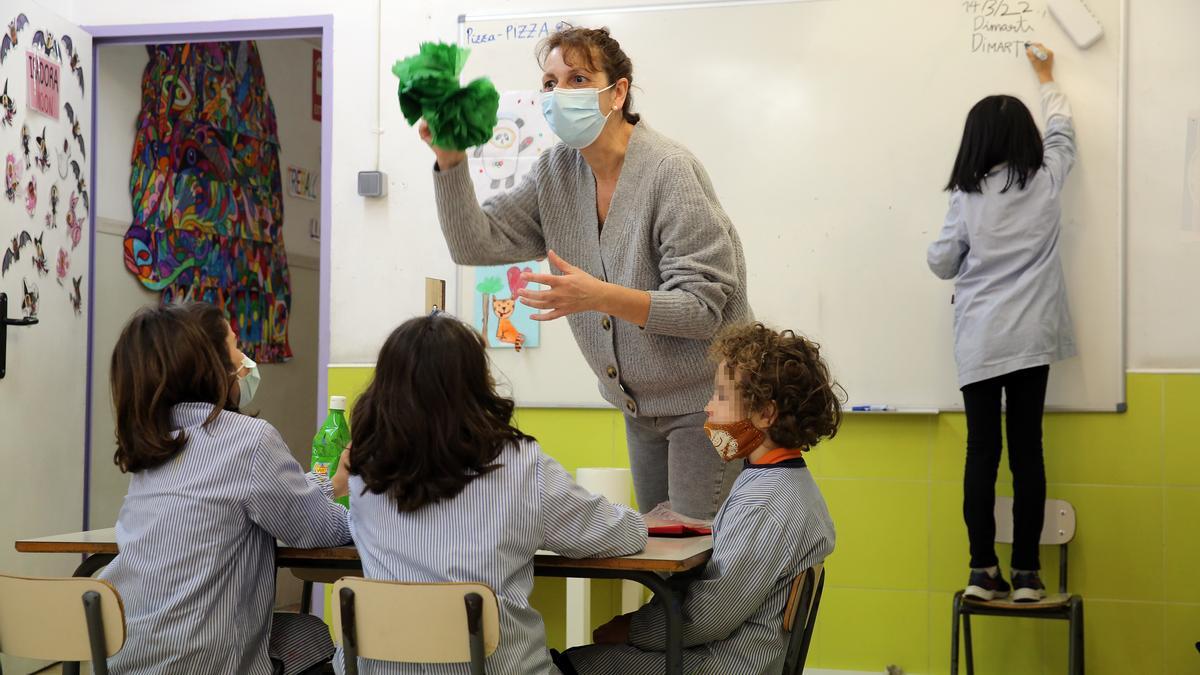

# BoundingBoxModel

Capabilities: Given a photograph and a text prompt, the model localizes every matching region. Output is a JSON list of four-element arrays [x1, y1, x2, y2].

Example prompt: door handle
[[1, 292, 39, 379]]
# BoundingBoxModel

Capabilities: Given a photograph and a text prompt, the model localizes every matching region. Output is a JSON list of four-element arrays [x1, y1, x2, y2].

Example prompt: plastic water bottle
[[312, 395, 350, 508]]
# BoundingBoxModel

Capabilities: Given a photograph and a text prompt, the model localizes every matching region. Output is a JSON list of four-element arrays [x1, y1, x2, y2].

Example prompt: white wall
[[89, 40, 323, 530]]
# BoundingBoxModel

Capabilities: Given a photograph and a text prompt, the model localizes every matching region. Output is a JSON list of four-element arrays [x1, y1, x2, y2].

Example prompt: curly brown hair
[[711, 323, 844, 450]]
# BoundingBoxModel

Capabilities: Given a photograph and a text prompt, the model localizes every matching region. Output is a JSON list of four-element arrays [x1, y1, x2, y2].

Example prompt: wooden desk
[[16, 529, 712, 675]]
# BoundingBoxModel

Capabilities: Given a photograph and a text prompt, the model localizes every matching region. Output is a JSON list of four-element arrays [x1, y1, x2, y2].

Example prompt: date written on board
[[963, 0, 1040, 58], [465, 21, 567, 45]]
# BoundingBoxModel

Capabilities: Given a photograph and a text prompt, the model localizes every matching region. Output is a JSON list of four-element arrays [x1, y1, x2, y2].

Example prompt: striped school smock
[[337, 438, 648, 675], [100, 403, 352, 675], [567, 457, 835, 675]]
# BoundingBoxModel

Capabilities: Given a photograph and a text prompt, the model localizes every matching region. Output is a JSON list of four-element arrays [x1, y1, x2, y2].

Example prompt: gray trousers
[[624, 411, 741, 520]]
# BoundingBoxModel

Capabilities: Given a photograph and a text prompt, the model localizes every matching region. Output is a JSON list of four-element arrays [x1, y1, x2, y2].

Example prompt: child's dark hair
[[946, 95, 1044, 194], [711, 323, 844, 450], [349, 314, 532, 512], [537, 25, 639, 125], [111, 302, 237, 473]]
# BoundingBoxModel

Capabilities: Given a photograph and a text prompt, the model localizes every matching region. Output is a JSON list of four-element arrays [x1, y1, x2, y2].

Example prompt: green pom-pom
[[391, 42, 469, 82], [425, 77, 500, 151]]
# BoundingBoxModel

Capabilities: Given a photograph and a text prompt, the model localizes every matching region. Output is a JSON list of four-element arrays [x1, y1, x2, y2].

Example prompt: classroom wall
[[88, 40, 323, 528], [48, 1, 1200, 674]]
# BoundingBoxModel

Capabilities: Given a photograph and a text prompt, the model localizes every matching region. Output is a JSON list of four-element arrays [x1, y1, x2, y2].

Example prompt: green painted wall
[[328, 368, 1200, 674]]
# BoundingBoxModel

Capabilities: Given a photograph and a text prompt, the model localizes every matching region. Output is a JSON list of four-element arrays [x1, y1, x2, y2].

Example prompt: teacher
[[422, 26, 751, 520]]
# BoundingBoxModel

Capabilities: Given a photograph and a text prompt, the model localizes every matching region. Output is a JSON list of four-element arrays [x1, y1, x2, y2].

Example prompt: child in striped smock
[[100, 303, 352, 675], [340, 313, 648, 675], [563, 323, 839, 675]]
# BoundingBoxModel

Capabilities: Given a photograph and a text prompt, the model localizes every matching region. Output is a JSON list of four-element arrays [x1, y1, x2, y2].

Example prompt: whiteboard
[[457, 0, 1125, 411]]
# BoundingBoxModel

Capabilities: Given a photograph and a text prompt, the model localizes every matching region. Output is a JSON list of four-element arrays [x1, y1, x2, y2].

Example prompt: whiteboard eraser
[[1046, 0, 1104, 49]]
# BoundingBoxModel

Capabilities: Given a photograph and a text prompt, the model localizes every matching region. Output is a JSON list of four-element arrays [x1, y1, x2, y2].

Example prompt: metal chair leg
[[340, 587, 359, 675], [951, 593, 962, 675], [963, 612, 975, 675], [82, 590, 110, 675], [300, 580, 313, 615], [465, 592, 486, 675], [1068, 598, 1085, 675]]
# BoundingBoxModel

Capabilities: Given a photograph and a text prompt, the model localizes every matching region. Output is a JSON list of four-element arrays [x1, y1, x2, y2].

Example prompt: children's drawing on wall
[[467, 90, 556, 200], [1184, 113, 1200, 235], [465, 91, 556, 351], [124, 41, 291, 362], [473, 262, 542, 352]]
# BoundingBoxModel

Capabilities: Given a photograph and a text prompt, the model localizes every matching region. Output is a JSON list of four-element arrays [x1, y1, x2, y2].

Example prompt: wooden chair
[[0, 574, 125, 675], [781, 564, 826, 675], [951, 498, 1084, 675], [332, 578, 500, 675]]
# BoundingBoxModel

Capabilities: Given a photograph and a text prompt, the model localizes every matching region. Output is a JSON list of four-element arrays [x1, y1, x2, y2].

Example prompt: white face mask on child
[[236, 355, 260, 405]]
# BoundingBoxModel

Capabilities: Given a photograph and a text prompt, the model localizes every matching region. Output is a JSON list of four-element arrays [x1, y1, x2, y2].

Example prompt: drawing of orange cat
[[492, 298, 525, 352]]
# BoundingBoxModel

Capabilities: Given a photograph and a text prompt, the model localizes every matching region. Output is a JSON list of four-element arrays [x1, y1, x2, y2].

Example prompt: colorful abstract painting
[[125, 41, 291, 362]]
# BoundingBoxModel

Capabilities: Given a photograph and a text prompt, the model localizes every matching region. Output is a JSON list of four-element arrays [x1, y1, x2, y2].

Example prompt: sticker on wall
[[286, 165, 318, 201], [62, 34, 83, 95], [31, 30, 61, 61], [65, 102, 84, 159], [68, 275, 80, 315], [4, 152, 19, 201], [69, 159, 87, 211], [24, 175, 35, 216], [44, 183, 57, 228], [33, 125, 48, 171], [472, 262, 542, 352], [30, 231, 46, 276], [54, 246, 67, 284], [65, 190, 80, 248], [2, 229, 30, 275], [20, 122, 29, 167], [25, 48, 60, 120], [0, 14, 29, 65], [20, 277, 37, 318], [0, 80, 14, 126]]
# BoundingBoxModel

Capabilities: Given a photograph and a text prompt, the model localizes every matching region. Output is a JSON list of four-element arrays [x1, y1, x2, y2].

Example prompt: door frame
[[82, 16, 334, 528]]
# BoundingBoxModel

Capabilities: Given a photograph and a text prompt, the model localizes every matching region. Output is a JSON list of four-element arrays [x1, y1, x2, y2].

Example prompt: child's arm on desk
[[540, 452, 647, 558]]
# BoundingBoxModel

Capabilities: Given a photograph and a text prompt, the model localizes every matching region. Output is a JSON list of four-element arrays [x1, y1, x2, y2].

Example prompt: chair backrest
[[782, 565, 825, 675], [331, 578, 500, 663], [993, 497, 1076, 594], [0, 574, 125, 662], [291, 568, 362, 585], [993, 498, 1076, 545]]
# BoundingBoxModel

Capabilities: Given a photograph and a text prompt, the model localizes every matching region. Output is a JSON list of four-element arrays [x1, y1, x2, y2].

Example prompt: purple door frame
[[82, 16, 334, 529]]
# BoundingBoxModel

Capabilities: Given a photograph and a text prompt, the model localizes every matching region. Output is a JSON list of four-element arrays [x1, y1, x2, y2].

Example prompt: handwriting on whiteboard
[[963, 0, 1044, 57], [464, 21, 568, 46]]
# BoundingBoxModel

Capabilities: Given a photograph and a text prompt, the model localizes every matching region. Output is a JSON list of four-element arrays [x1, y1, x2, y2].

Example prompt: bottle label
[[313, 461, 332, 479]]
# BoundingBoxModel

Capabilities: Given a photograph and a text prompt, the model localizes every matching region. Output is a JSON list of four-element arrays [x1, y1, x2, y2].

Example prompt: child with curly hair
[[559, 322, 840, 675]]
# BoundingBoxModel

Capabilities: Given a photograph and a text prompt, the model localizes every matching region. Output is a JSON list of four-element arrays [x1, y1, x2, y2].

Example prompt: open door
[[0, 0, 92, 593]]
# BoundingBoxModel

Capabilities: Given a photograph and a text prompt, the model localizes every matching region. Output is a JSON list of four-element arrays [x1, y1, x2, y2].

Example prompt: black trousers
[[961, 365, 1050, 571]]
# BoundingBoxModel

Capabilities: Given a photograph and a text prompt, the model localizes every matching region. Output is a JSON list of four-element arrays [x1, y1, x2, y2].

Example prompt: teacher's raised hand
[[418, 119, 468, 171]]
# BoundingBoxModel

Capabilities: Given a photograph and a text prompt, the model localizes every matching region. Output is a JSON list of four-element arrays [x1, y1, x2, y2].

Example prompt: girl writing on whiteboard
[[422, 26, 752, 520], [927, 43, 1075, 603]]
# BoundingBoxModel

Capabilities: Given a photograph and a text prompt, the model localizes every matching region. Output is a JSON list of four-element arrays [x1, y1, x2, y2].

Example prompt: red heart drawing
[[508, 265, 532, 296]]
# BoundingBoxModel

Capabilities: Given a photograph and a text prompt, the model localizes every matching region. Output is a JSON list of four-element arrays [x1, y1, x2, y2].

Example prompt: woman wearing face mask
[[423, 26, 751, 520]]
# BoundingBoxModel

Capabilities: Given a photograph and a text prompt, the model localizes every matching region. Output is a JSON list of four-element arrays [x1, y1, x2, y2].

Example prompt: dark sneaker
[[1011, 570, 1047, 603], [963, 569, 1011, 601]]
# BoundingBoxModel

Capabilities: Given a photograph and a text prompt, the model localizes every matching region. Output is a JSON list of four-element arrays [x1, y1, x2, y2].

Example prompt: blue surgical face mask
[[541, 83, 617, 149], [236, 355, 260, 405]]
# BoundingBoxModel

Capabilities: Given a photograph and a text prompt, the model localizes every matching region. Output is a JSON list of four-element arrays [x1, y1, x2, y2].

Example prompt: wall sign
[[311, 49, 321, 121], [25, 51, 59, 119]]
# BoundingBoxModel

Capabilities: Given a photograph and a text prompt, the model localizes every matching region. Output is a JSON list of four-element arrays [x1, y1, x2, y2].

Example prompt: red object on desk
[[647, 523, 712, 537]]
